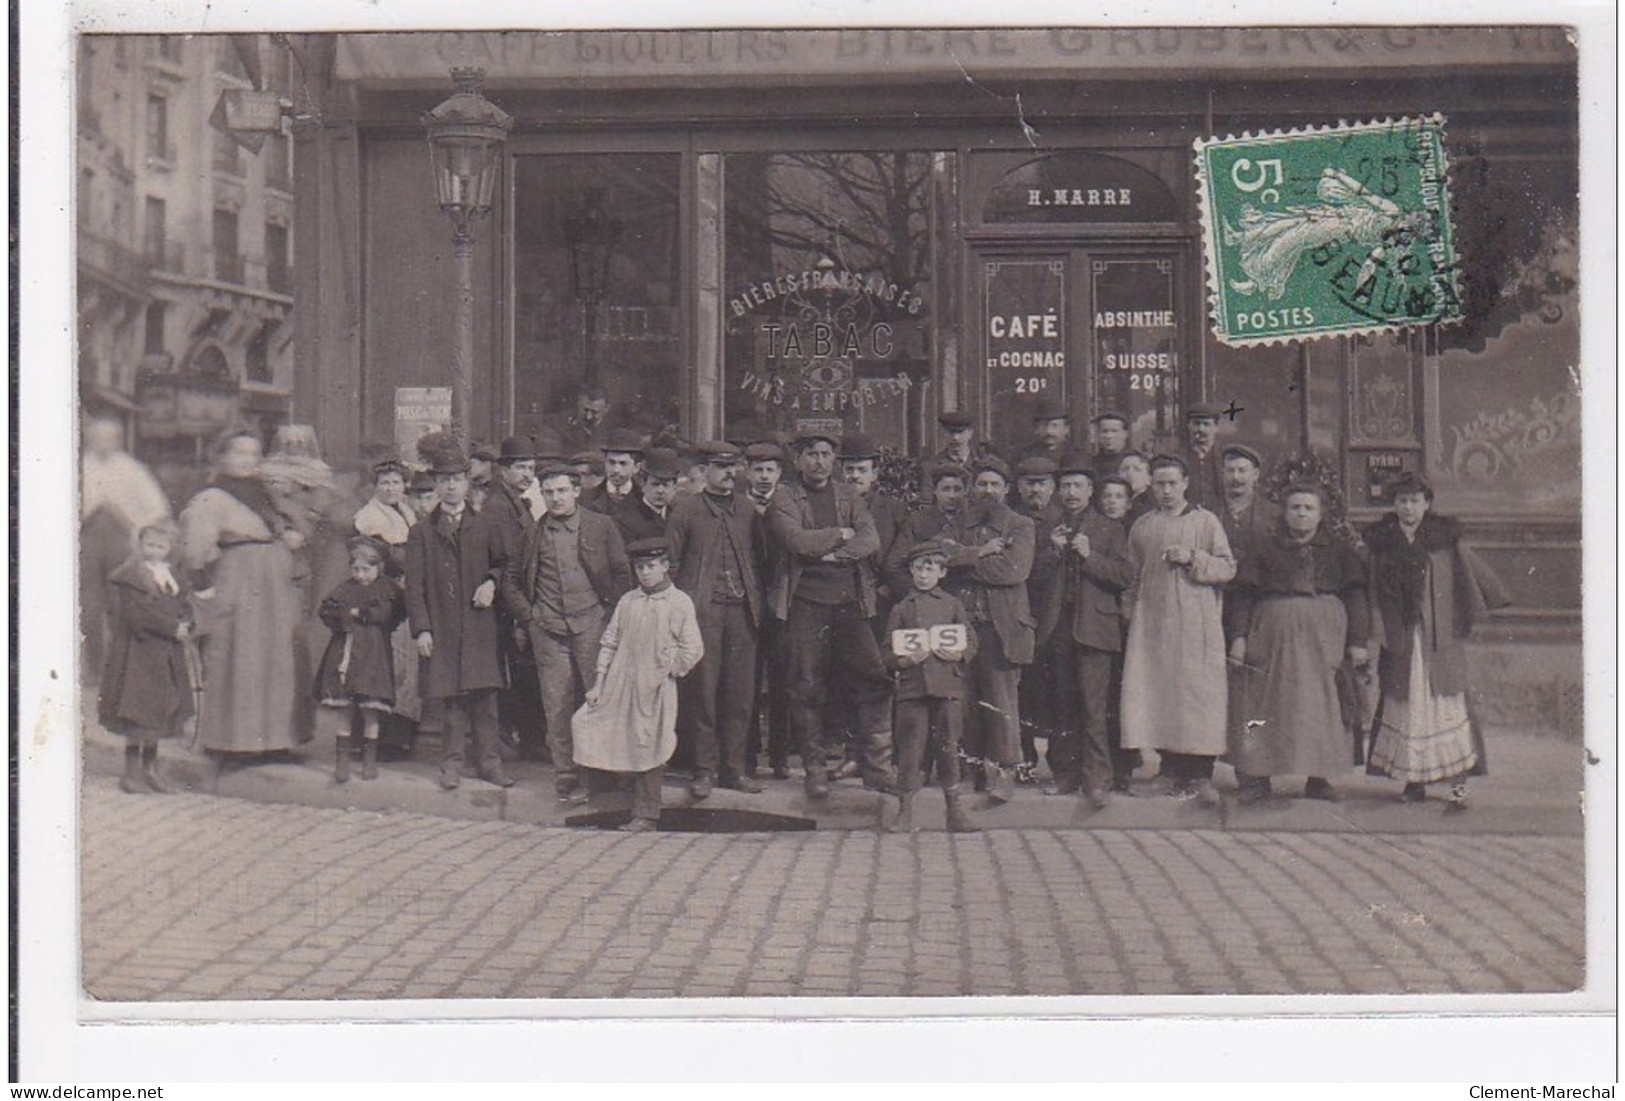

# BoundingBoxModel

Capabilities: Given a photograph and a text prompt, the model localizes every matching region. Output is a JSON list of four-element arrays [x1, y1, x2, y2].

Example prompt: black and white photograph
[[15, 0, 1616, 1085]]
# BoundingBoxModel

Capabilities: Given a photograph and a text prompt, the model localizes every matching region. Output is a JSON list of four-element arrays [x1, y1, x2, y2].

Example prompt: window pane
[[146, 95, 167, 159], [513, 154, 683, 445], [1206, 334, 1300, 473], [723, 151, 934, 452]]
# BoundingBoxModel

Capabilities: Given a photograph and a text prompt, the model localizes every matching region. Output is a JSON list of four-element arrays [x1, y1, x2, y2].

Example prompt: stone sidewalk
[[82, 700, 1589, 836], [81, 777, 1586, 1002]]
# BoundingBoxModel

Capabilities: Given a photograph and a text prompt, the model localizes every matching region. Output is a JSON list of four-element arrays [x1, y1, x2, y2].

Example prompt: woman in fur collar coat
[[1364, 474, 1512, 810]]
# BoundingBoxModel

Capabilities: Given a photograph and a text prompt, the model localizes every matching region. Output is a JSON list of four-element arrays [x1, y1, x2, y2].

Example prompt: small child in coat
[[571, 537, 705, 832], [99, 520, 194, 794], [315, 536, 406, 782], [886, 539, 981, 832]]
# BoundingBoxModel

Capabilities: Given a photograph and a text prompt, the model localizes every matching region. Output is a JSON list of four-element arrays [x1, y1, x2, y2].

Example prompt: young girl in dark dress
[[99, 520, 194, 794], [315, 536, 405, 782]]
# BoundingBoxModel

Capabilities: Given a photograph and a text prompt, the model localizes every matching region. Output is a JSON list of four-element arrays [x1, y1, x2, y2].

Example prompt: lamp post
[[563, 188, 622, 388], [423, 67, 512, 444]]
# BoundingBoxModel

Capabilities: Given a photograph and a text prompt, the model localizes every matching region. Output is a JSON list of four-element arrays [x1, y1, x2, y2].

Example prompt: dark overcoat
[[98, 558, 194, 734], [866, 492, 910, 604], [667, 490, 760, 628], [314, 576, 406, 702], [944, 501, 1036, 665], [481, 480, 538, 565], [1034, 508, 1133, 652], [612, 494, 670, 546], [1365, 513, 1512, 699], [499, 507, 632, 627], [403, 505, 507, 697]]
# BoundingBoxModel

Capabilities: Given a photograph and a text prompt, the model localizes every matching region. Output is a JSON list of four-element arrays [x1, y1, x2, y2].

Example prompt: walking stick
[[183, 636, 205, 750], [1362, 693, 1384, 772]]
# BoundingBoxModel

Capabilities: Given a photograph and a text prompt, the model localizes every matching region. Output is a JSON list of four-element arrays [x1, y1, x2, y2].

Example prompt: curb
[[81, 713, 1587, 836]]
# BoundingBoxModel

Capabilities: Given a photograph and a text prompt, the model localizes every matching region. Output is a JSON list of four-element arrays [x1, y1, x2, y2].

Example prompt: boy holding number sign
[[885, 539, 981, 833]]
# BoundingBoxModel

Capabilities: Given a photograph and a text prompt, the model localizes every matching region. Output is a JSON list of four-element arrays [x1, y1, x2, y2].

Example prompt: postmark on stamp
[[1195, 115, 1460, 346]]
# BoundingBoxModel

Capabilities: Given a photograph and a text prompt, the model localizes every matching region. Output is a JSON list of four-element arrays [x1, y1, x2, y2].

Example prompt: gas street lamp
[[423, 67, 512, 443]]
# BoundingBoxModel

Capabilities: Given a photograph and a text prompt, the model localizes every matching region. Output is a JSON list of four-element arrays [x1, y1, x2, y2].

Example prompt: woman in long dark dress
[[178, 428, 309, 755], [1226, 484, 1370, 804], [1364, 473, 1511, 810]]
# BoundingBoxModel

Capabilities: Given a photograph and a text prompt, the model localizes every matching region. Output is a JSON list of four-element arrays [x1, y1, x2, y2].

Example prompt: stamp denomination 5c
[[1196, 115, 1460, 346]]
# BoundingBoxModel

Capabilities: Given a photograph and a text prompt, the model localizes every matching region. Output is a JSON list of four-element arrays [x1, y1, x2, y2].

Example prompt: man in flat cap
[[403, 444, 514, 791], [1182, 401, 1228, 510], [930, 410, 997, 471], [668, 441, 764, 797], [1217, 443, 1279, 561], [1034, 457, 1133, 806], [840, 432, 908, 607], [768, 430, 894, 798], [501, 461, 633, 804], [1012, 453, 1063, 783], [940, 454, 1035, 805], [823, 431, 909, 780], [1013, 455, 1062, 530]]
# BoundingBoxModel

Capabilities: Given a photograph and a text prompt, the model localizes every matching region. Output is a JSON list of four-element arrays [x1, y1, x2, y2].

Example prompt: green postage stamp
[[1196, 115, 1460, 346]]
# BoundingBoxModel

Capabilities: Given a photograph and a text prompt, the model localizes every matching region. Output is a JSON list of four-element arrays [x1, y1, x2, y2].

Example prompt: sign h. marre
[[1196, 115, 1461, 346]]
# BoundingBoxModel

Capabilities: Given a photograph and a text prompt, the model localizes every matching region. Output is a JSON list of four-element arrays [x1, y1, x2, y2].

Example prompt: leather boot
[[140, 743, 170, 793], [334, 735, 352, 784], [944, 785, 980, 833], [892, 791, 915, 833], [804, 767, 830, 800], [986, 763, 1014, 806], [360, 739, 378, 781], [119, 744, 147, 794]]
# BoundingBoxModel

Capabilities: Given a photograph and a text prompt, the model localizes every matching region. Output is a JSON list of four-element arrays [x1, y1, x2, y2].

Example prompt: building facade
[[78, 33, 298, 499], [277, 28, 1579, 729]]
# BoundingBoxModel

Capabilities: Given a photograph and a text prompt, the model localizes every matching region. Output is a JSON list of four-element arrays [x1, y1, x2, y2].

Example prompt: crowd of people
[[84, 390, 1513, 831]]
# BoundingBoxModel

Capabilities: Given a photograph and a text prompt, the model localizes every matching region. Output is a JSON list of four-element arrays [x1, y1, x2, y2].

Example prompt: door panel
[[976, 244, 1188, 456]]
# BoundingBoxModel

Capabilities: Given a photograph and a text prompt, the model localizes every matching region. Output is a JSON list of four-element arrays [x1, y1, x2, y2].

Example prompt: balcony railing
[[214, 252, 246, 285]]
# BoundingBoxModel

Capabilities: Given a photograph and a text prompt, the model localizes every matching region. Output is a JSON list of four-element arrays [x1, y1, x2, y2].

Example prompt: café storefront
[[289, 27, 1582, 730]]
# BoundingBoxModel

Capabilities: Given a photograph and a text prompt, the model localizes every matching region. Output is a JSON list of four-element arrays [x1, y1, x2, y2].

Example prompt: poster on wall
[[393, 386, 452, 462]]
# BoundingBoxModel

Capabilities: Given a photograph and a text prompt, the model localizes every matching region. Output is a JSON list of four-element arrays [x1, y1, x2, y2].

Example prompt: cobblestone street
[[81, 777, 1585, 1001]]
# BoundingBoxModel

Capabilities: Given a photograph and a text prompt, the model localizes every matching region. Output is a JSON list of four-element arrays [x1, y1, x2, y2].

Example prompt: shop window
[[512, 153, 682, 443], [723, 151, 935, 452], [1204, 335, 1302, 477]]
